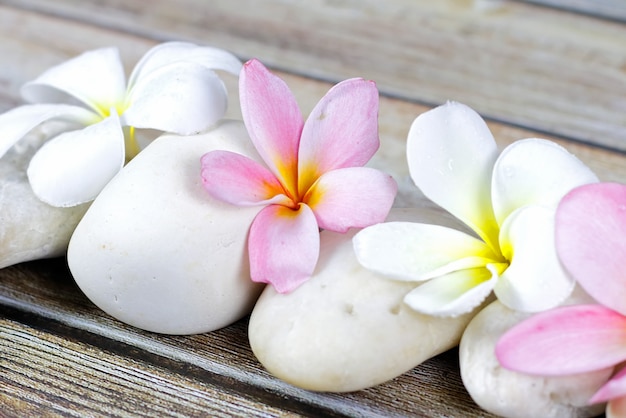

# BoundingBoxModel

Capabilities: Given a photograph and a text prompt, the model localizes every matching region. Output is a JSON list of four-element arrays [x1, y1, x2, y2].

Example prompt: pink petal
[[297, 78, 379, 193], [304, 167, 397, 233], [200, 150, 290, 206], [556, 183, 626, 315], [239, 59, 302, 195], [496, 304, 626, 376], [248, 203, 320, 293], [592, 367, 626, 404]]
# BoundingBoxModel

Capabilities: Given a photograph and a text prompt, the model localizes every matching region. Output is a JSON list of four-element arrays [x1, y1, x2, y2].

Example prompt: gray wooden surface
[[1, 1, 626, 416]]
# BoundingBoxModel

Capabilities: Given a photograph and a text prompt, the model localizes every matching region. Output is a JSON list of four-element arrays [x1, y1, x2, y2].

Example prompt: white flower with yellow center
[[0, 42, 241, 207], [353, 102, 598, 316]]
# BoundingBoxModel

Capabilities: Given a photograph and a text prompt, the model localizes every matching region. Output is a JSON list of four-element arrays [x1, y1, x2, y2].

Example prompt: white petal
[[0, 104, 96, 158], [21, 47, 126, 116], [127, 41, 241, 89], [353, 221, 498, 281], [492, 138, 598, 225], [494, 205, 575, 312], [404, 265, 498, 317], [27, 114, 125, 207], [123, 62, 228, 134], [407, 102, 500, 249]]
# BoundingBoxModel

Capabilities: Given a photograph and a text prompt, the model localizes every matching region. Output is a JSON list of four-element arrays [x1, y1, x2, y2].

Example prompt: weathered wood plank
[[520, 0, 626, 22], [1, 4, 624, 195], [2, 0, 626, 152], [0, 1, 623, 186], [0, 2, 625, 417], [0, 258, 494, 417], [0, 317, 306, 417]]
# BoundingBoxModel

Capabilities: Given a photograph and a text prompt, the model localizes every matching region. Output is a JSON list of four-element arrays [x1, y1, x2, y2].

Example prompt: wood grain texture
[[0, 258, 495, 417], [1, 317, 305, 418], [2, 0, 626, 152], [0, 3, 624, 193], [520, 0, 626, 21], [0, 0, 624, 417]]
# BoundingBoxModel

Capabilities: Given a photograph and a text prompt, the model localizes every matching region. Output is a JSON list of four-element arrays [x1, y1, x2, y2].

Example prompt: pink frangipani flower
[[496, 182, 626, 416], [200, 59, 397, 293]]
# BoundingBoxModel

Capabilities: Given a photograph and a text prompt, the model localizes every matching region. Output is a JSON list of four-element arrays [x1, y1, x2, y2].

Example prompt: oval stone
[[248, 207, 482, 392], [68, 120, 264, 334], [0, 123, 88, 268], [460, 289, 611, 418]]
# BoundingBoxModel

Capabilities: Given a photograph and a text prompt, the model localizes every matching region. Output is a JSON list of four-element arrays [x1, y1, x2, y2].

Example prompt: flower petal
[[200, 150, 289, 206], [304, 167, 396, 233], [556, 183, 626, 316], [21, 47, 126, 116], [239, 59, 302, 193], [492, 138, 598, 225], [495, 205, 574, 312], [297, 78, 379, 192], [27, 113, 125, 207], [403, 266, 498, 317], [496, 304, 626, 375], [0, 104, 96, 158], [248, 203, 320, 293], [592, 367, 626, 404], [124, 63, 228, 134], [407, 102, 500, 249], [353, 222, 498, 281], [127, 41, 242, 89]]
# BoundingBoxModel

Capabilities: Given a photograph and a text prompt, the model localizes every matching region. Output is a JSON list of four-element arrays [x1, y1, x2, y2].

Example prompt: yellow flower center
[[92, 101, 139, 162]]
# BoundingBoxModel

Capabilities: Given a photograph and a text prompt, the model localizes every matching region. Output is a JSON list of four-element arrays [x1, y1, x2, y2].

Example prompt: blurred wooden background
[[1, 1, 626, 416]]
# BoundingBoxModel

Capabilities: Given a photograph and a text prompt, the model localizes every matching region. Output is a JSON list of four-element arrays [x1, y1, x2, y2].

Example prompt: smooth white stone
[[0, 123, 88, 268], [460, 288, 611, 418], [68, 120, 264, 334], [249, 207, 483, 392]]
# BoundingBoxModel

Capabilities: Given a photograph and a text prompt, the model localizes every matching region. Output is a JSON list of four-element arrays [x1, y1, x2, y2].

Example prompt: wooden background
[[2, 1, 626, 416]]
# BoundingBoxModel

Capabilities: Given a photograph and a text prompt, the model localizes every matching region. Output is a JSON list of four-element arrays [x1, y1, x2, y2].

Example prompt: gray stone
[[0, 122, 88, 268]]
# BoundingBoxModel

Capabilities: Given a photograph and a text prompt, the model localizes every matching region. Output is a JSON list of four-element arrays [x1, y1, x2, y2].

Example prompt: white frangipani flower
[[0, 42, 241, 207], [353, 102, 598, 317]]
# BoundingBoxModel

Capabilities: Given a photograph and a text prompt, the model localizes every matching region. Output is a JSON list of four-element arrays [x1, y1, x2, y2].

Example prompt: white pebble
[[68, 120, 264, 334], [249, 207, 480, 392], [460, 289, 611, 418]]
